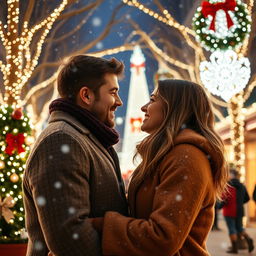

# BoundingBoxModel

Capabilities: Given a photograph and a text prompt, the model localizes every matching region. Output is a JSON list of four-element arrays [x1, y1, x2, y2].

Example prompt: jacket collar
[[49, 111, 90, 135], [48, 111, 116, 167]]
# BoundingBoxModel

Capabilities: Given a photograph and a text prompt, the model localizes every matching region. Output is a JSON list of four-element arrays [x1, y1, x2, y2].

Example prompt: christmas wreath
[[192, 0, 251, 51]]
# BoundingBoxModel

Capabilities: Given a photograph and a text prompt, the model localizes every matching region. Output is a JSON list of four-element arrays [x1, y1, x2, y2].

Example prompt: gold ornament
[[10, 173, 19, 183], [25, 135, 35, 146]]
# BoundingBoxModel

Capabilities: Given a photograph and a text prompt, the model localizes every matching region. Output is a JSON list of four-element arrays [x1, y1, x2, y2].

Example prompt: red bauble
[[11, 108, 23, 120]]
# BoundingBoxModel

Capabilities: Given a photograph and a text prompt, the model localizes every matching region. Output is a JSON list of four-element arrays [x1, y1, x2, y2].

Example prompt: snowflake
[[96, 42, 103, 50], [61, 144, 70, 154], [68, 207, 76, 214], [92, 17, 102, 27], [54, 181, 62, 189], [72, 233, 79, 240], [36, 196, 46, 206], [34, 241, 43, 251], [176, 194, 182, 202], [200, 50, 251, 102]]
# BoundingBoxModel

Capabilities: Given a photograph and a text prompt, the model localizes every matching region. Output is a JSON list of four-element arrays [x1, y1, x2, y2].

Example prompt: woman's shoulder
[[160, 143, 212, 178]]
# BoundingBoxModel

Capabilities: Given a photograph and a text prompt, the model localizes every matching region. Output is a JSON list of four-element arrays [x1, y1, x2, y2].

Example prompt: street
[[207, 217, 256, 256]]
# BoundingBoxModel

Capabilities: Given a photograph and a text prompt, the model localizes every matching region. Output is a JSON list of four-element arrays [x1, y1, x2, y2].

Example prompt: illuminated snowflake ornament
[[200, 50, 250, 102]]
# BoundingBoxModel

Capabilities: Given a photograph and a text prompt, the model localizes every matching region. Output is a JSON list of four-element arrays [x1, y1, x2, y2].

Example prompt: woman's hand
[[48, 252, 54, 256]]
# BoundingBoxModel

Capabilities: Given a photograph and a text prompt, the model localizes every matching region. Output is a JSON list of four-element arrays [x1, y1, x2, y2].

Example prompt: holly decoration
[[193, 0, 251, 51], [0, 105, 32, 243]]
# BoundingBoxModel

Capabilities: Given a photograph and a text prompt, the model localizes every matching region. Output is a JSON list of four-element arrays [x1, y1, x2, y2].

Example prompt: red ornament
[[201, 0, 236, 31], [11, 108, 23, 120], [130, 62, 145, 75], [5, 133, 25, 155], [130, 117, 142, 133]]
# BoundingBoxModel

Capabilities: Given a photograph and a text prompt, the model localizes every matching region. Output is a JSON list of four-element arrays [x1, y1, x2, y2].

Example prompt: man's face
[[89, 73, 122, 127]]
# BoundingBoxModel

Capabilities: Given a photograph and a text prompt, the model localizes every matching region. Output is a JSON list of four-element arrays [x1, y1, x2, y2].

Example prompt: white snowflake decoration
[[200, 50, 251, 102]]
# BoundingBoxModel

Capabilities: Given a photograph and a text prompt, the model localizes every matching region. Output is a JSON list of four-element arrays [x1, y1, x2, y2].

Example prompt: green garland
[[192, 0, 251, 51], [0, 105, 31, 243]]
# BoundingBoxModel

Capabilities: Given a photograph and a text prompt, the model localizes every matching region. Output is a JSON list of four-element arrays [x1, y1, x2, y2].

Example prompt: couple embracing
[[23, 55, 228, 256]]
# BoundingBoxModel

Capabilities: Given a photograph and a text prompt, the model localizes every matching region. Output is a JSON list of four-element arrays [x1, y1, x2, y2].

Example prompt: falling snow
[[68, 207, 76, 214], [34, 240, 43, 250], [54, 181, 62, 189], [175, 194, 182, 201], [96, 42, 103, 49], [181, 124, 187, 129], [71, 66, 78, 73], [61, 144, 70, 154], [92, 17, 102, 27], [72, 233, 79, 240], [36, 196, 46, 206]]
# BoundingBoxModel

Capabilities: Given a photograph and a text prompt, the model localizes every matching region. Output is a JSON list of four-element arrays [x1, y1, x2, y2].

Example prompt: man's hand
[[48, 252, 54, 256]]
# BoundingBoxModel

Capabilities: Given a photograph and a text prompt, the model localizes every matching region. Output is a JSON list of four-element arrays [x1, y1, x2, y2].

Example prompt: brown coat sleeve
[[101, 144, 214, 256], [24, 133, 101, 256]]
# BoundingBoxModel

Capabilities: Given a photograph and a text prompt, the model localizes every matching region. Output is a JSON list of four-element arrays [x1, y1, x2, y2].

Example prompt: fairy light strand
[[123, 0, 205, 60], [2, 0, 68, 106], [239, 0, 254, 56]]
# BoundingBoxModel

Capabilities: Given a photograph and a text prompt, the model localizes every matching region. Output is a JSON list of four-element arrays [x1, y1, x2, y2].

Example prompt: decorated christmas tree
[[0, 105, 32, 243]]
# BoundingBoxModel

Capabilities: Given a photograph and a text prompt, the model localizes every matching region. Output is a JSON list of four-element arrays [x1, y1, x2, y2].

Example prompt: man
[[23, 55, 128, 256]]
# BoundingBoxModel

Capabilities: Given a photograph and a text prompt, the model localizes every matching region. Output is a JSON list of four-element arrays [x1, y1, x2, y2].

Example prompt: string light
[[228, 93, 245, 178], [123, 0, 256, 179], [0, 105, 32, 242], [123, 0, 205, 60], [0, 0, 68, 106]]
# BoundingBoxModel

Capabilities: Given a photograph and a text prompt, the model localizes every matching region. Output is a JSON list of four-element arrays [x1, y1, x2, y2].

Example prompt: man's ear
[[79, 86, 92, 105]]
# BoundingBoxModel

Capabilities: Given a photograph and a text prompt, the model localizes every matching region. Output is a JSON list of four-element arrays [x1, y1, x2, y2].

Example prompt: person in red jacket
[[221, 168, 254, 254]]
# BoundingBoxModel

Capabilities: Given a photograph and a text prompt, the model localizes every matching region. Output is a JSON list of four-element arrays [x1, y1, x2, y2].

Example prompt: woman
[[92, 79, 228, 255]]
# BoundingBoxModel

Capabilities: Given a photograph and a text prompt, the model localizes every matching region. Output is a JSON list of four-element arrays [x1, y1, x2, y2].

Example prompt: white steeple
[[120, 45, 150, 175]]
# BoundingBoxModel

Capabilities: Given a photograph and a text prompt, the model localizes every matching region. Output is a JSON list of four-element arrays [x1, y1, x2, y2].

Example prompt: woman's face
[[141, 91, 165, 134]]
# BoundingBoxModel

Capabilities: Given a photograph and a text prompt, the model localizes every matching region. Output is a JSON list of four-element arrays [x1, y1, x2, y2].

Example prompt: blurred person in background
[[220, 168, 254, 254]]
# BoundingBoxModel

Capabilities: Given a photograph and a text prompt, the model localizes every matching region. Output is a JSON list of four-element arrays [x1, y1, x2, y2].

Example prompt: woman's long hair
[[133, 79, 228, 198]]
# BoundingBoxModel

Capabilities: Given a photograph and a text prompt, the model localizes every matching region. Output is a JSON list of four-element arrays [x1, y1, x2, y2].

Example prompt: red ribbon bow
[[130, 63, 145, 75], [201, 0, 236, 31], [5, 133, 25, 155]]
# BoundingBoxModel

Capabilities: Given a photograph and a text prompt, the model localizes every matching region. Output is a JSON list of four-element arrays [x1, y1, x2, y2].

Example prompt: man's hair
[[57, 55, 124, 100]]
